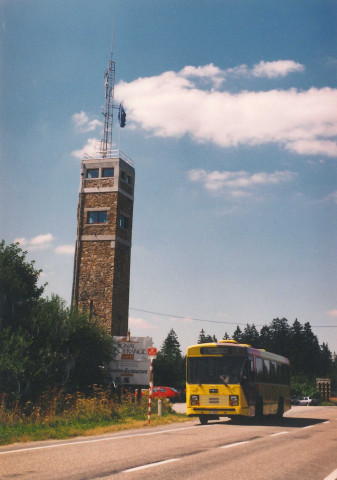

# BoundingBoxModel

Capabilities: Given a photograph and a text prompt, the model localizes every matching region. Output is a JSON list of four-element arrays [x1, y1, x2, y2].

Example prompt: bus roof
[[186, 340, 290, 365]]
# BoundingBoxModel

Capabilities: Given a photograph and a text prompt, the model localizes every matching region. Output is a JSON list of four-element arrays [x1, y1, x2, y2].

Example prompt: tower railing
[[83, 149, 134, 167]]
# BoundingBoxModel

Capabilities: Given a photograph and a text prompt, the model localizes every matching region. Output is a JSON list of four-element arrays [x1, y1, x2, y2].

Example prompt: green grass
[[0, 389, 188, 446]]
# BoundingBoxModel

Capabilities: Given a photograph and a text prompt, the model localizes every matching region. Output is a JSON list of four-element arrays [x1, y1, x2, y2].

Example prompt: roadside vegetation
[[0, 387, 186, 445]]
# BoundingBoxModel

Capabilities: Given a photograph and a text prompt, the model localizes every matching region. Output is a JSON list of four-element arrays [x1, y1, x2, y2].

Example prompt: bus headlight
[[229, 395, 239, 406], [190, 395, 199, 406]]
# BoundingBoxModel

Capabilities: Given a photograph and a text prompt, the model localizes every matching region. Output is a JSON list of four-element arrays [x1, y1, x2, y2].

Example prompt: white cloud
[[115, 64, 337, 158], [15, 233, 54, 250], [55, 245, 75, 255], [323, 191, 337, 204], [252, 60, 305, 78], [72, 111, 102, 133], [129, 317, 159, 330], [180, 63, 226, 87], [187, 169, 297, 195], [71, 137, 101, 159]]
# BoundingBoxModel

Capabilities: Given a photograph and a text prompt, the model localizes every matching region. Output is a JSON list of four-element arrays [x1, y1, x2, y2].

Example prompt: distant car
[[298, 396, 319, 406], [291, 396, 300, 405], [152, 386, 181, 402]]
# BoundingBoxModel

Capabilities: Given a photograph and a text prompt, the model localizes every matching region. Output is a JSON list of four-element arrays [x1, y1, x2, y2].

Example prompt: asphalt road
[[1, 406, 337, 480]]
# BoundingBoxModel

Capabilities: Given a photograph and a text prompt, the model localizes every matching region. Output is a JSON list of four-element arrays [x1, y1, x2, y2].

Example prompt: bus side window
[[262, 359, 270, 383], [247, 356, 254, 381], [256, 357, 263, 381], [270, 361, 277, 383]]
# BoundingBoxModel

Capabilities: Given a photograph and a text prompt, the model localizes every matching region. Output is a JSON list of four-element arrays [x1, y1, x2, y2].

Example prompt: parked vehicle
[[298, 396, 319, 406], [152, 386, 181, 402]]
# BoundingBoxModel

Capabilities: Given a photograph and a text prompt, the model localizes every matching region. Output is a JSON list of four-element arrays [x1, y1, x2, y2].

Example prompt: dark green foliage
[[194, 317, 335, 380], [0, 241, 115, 402], [231, 318, 333, 378], [153, 329, 185, 390], [197, 329, 217, 343], [0, 241, 45, 329]]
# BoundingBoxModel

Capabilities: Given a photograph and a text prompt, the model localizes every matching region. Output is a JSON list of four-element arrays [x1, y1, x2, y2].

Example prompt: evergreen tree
[[268, 318, 291, 357], [197, 329, 207, 344], [258, 325, 272, 351], [197, 329, 217, 343], [233, 326, 243, 343], [241, 324, 260, 346], [153, 329, 185, 389]]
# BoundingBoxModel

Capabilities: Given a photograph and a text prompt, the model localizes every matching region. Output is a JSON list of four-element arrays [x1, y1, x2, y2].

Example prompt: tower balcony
[[84, 149, 134, 168]]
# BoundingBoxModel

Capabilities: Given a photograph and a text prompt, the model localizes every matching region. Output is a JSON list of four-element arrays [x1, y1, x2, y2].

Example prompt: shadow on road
[[212, 416, 329, 428]]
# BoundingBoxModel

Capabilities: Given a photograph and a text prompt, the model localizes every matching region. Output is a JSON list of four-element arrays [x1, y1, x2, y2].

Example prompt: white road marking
[[270, 431, 289, 436], [123, 458, 179, 472], [323, 468, 337, 480], [0, 425, 199, 456], [220, 441, 250, 449]]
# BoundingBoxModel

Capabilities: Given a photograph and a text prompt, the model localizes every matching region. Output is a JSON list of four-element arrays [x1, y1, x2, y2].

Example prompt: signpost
[[109, 336, 153, 386], [147, 347, 157, 425]]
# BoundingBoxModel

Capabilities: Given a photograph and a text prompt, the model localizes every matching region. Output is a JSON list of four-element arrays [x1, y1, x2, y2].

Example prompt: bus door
[[240, 355, 256, 413]]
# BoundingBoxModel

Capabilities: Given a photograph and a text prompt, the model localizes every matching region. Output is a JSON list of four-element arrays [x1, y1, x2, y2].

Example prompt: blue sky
[[1, 0, 337, 355]]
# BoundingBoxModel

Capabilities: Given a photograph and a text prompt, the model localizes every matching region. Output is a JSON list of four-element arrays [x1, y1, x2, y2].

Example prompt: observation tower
[[71, 49, 134, 336]]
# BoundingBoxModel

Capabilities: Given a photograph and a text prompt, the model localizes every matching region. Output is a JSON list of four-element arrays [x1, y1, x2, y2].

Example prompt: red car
[[152, 386, 180, 402]]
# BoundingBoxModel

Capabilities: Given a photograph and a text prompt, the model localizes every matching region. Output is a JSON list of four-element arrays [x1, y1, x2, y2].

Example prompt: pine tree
[[153, 329, 185, 389], [233, 326, 243, 343]]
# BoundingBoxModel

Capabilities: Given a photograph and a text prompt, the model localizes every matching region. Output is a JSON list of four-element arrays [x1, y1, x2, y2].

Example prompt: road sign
[[147, 347, 157, 357]]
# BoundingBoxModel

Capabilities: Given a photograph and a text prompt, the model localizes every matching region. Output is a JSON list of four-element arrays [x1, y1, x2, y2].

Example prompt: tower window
[[86, 168, 99, 178], [87, 211, 108, 224], [102, 167, 114, 177], [121, 171, 132, 185], [119, 214, 129, 229]]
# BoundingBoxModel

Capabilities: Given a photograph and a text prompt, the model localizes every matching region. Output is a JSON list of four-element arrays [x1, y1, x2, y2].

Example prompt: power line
[[130, 307, 337, 328]]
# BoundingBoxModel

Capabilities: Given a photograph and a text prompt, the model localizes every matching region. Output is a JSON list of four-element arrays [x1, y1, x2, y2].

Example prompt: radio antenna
[[101, 34, 115, 156]]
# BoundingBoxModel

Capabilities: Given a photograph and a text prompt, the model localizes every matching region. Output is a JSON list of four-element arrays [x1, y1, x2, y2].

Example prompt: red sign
[[147, 347, 157, 357]]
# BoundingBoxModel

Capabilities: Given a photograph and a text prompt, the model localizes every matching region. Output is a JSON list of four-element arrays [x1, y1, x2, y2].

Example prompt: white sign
[[108, 336, 153, 386]]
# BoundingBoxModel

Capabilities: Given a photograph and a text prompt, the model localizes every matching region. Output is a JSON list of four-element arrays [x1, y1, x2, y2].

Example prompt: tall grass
[[0, 387, 181, 445]]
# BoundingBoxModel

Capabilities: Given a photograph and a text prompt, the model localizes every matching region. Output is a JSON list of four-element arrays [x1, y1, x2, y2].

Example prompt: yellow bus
[[186, 339, 291, 424]]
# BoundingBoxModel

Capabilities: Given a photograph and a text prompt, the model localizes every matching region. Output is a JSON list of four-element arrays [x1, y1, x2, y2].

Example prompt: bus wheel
[[276, 396, 284, 419], [199, 415, 209, 425]]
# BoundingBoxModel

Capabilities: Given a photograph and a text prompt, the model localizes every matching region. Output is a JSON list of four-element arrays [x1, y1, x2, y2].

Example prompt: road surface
[[1, 406, 337, 480]]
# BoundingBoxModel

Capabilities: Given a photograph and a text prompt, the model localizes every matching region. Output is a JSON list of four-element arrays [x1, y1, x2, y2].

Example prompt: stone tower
[[71, 47, 134, 335], [72, 151, 134, 335]]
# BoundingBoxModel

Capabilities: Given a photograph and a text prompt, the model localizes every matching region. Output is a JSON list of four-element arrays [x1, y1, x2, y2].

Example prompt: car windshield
[[187, 356, 246, 385]]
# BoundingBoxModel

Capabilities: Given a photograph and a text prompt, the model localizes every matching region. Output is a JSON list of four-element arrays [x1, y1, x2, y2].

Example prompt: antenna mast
[[101, 47, 115, 156]]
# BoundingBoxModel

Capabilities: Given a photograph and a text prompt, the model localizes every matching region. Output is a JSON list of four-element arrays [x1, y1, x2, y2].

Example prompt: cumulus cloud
[[72, 111, 102, 133], [115, 62, 337, 158], [71, 137, 101, 159], [55, 245, 75, 255], [187, 169, 297, 196], [252, 60, 305, 78], [15, 233, 54, 250]]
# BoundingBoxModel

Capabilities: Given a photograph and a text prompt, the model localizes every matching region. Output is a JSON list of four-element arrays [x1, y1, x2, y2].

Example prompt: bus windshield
[[187, 356, 247, 385]]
